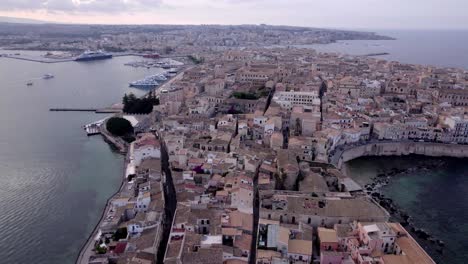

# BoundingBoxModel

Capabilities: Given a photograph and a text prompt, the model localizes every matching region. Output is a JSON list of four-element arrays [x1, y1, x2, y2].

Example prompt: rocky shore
[[363, 159, 447, 255]]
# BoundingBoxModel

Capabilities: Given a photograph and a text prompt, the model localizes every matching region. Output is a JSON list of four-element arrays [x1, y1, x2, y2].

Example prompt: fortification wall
[[335, 142, 468, 169]]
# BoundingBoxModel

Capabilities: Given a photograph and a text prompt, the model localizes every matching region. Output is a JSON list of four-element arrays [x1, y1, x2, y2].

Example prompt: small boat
[[43, 74, 54, 79], [26, 81, 33, 86]]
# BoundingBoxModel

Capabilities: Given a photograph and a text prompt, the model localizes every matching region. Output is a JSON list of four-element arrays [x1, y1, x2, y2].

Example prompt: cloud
[[0, 0, 163, 13], [0, 0, 467, 29]]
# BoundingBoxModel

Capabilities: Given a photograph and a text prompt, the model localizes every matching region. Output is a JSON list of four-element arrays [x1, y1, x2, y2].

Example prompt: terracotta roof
[[234, 233, 252, 251], [287, 239, 313, 256], [396, 237, 435, 264], [318, 227, 338, 243]]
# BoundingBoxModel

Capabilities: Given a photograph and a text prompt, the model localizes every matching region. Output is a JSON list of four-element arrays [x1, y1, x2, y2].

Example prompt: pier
[[50, 108, 121, 113], [1, 55, 75, 64], [361, 52, 390, 57], [1, 53, 189, 64]]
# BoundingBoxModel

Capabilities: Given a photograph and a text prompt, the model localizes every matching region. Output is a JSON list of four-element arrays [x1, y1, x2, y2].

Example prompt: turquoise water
[[346, 156, 468, 264], [0, 52, 157, 263]]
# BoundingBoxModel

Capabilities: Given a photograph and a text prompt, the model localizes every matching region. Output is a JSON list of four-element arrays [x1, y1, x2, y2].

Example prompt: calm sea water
[[345, 156, 468, 264], [308, 30, 468, 69], [0, 52, 161, 263]]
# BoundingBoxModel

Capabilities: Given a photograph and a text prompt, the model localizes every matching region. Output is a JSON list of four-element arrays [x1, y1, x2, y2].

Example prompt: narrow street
[[156, 140, 177, 263], [249, 166, 260, 264]]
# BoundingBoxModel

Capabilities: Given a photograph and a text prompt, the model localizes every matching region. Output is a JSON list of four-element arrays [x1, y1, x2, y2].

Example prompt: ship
[[43, 74, 54, 79], [75, 50, 112, 62], [129, 75, 160, 89], [129, 73, 168, 89], [152, 74, 167, 81]]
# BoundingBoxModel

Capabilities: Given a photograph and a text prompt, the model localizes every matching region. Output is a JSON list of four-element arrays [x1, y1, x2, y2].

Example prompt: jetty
[[49, 108, 122, 113], [1, 53, 189, 64], [361, 52, 390, 57], [83, 118, 106, 136], [1, 55, 75, 64]]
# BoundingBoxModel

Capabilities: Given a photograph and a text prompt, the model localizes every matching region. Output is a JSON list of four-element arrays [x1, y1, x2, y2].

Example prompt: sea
[[345, 156, 468, 264], [307, 29, 468, 69], [0, 52, 163, 263], [0, 30, 467, 263]]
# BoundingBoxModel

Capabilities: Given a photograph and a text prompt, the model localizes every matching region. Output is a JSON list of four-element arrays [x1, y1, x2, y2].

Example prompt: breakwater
[[50, 108, 121, 114], [332, 141, 468, 169]]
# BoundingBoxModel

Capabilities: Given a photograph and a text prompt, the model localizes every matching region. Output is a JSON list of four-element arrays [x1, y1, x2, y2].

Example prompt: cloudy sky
[[0, 0, 467, 29]]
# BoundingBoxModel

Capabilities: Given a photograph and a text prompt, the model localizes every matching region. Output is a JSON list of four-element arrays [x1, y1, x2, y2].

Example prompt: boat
[[129, 80, 159, 89], [165, 68, 178, 77], [75, 50, 112, 62], [43, 74, 54, 79], [129, 75, 160, 89], [152, 74, 167, 81], [26, 81, 33, 86]]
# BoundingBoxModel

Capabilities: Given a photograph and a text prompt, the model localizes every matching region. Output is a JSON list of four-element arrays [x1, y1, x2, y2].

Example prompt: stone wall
[[335, 142, 468, 169]]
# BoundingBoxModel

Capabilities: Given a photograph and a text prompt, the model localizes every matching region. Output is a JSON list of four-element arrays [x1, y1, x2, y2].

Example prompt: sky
[[0, 0, 467, 29]]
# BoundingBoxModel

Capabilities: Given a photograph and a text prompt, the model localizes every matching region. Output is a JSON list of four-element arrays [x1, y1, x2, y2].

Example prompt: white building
[[230, 186, 254, 213], [272, 91, 320, 111], [136, 192, 151, 212], [131, 133, 161, 166]]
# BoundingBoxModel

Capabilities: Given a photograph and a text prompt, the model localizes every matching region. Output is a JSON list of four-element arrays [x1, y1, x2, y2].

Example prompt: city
[[68, 44, 468, 263], [0, 1, 467, 264]]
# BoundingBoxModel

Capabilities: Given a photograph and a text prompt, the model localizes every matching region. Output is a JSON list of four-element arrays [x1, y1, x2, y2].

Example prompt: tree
[[122, 93, 158, 114], [106, 117, 133, 137], [113, 227, 128, 241]]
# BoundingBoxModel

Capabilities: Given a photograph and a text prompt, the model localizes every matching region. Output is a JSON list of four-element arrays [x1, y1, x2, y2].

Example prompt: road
[[156, 139, 177, 264]]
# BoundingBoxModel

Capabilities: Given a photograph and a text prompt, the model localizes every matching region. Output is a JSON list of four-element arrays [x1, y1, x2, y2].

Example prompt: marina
[[84, 119, 106, 136], [129, 73, 167, 89]]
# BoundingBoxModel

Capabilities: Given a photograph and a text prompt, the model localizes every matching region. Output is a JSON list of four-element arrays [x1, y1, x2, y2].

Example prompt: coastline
[[75, 65, 187, 264], [333, 143, 468, 263], [75, 154, 127, 264], [75, 130, 129, 264]]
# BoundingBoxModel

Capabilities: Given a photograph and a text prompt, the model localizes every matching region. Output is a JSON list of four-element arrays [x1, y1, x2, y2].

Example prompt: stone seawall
[[334, 142, 468, 169]]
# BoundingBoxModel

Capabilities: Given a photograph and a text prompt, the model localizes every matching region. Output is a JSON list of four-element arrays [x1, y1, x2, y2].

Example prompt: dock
[[84, 118, 106, 136], [85, 125, 101, 136], [1, 55, 75, 64], [50, 108, 122, 113], [1, 53, 189, 64], [50, 108, 96, 112], [361, 52, 390, 57]]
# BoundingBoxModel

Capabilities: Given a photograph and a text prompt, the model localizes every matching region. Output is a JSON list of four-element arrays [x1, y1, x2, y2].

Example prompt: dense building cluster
[[78, 44, 468, 263], [0, 24, 390, 53]]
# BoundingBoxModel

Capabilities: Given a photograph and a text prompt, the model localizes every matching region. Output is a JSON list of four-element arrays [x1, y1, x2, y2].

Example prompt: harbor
[[49, 108, 122, 114], [0, 51, 189, 64]]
